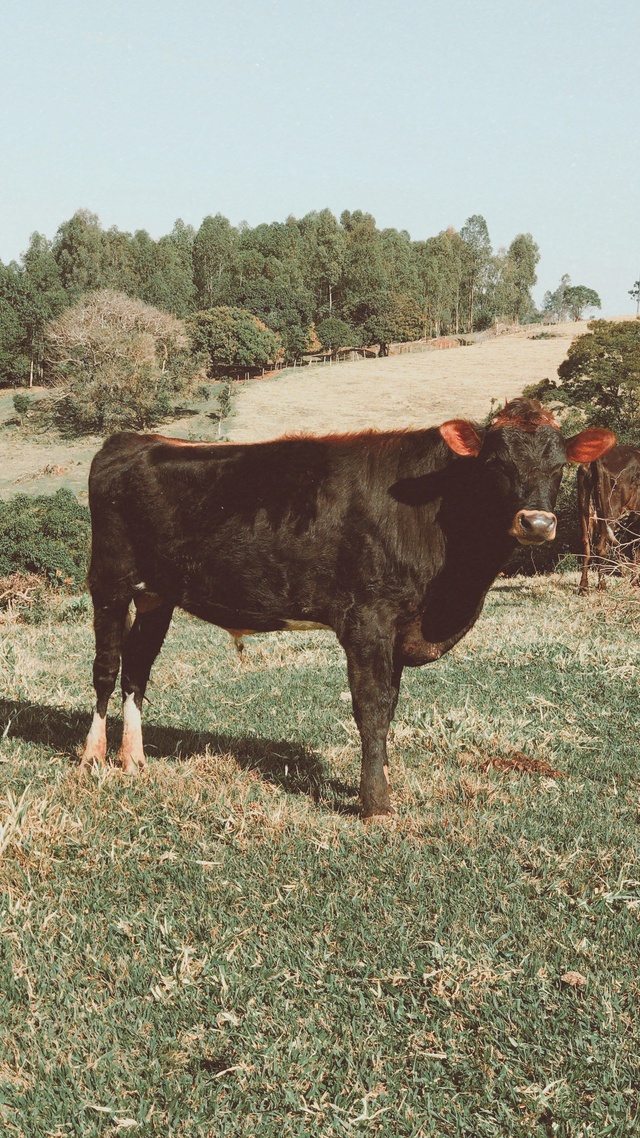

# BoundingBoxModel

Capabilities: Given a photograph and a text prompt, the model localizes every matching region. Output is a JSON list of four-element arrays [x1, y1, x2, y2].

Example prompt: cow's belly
[[222, 619, 332, 638], [178, 594, 332, 636]]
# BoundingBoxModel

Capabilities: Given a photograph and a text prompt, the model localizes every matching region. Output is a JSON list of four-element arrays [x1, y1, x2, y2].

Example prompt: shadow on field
[[0, 698, 359, 811]]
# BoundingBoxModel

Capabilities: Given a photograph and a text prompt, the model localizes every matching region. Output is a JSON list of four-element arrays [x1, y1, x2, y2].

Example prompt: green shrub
[[0, 489, 90, 586], [315, 316, 354, 351], [41, 290, 204, 435], [188, 306, 283, 375], [13, 393, 32, 421], [526, 319, 640, 440]]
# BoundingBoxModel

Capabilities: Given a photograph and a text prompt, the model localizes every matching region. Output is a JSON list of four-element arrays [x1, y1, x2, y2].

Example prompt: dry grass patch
[[1, 576, 640, 1135]]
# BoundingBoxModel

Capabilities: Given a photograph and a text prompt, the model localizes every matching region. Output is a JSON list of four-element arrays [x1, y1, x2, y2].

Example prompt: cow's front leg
[[341, 618, 403, 820]]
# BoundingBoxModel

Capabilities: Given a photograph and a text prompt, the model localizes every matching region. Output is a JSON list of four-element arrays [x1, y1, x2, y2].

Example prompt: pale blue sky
[[1, 0, 638, 314]]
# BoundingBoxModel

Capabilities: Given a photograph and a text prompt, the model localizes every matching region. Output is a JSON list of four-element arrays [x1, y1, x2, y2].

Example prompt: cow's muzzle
[[509, 509, 557, 545]]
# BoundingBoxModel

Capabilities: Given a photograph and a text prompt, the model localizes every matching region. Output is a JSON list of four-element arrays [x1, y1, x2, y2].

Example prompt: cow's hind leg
[[577, 465, 592, 595], [80, 598, 131, 770], [118, 601, 174, 773], [593, 523, 609, 591], [340, 615, 403, 819]]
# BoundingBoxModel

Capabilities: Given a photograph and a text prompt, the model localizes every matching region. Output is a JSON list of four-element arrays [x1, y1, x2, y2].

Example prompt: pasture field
[[228, 324, 588, 442], [0, 576, 639, 1136]]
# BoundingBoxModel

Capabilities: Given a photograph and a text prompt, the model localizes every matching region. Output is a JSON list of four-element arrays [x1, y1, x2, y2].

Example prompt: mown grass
[[0, 576, 639, 1136]]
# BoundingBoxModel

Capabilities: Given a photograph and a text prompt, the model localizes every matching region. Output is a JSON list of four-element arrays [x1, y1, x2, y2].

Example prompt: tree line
[[0, 206, 601, 387]]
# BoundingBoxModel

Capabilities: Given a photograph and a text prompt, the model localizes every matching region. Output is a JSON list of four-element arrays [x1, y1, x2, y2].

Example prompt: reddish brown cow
[[578, 445, 640, 593]]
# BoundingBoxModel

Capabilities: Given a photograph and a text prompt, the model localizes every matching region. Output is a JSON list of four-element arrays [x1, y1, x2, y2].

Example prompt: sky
[[1, 0, 638, 315]]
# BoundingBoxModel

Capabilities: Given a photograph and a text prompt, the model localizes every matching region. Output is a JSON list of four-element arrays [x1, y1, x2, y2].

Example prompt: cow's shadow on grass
[[0, 698, 359, 812]]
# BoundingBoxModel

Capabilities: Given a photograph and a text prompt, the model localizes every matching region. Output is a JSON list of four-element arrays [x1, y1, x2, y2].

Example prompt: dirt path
[[229, 323, 587, 441]]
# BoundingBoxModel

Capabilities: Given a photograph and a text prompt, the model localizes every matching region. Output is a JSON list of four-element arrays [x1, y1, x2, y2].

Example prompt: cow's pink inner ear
[[565, 427, 617, 464], [439, 420, 482, 457]]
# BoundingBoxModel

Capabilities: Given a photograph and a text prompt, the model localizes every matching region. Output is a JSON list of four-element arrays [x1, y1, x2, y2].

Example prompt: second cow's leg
[[118, 601, 174, 773], [577, 466, 592, 595], [593, 521, 609, 592], [341, 617, 403, 819]]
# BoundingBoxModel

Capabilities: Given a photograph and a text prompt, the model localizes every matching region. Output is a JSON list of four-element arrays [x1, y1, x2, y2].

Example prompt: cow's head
[[439, 399, 615, 546]]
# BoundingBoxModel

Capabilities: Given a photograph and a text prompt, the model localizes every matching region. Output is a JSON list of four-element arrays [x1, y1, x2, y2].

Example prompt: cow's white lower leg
[[79, 709, 107, 769], [118, 692, 146, 773]]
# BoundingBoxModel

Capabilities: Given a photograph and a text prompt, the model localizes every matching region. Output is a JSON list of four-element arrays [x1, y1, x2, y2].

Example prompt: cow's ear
[[565, 427, 616, 464], [439, 419, 483, 457]]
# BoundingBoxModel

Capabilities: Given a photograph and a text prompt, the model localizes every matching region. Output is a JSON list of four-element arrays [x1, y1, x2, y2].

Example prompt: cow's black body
[[82, 401, 615, 817], [90, 429, 513, 656]]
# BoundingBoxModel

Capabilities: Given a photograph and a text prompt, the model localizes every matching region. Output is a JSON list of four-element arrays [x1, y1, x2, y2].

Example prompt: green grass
[[0, 576, 639, 1136]]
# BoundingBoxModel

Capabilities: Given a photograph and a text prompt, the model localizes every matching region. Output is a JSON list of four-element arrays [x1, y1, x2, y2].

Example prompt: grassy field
[[0, 384, 227, 502], [0, 575, 639, 1136]]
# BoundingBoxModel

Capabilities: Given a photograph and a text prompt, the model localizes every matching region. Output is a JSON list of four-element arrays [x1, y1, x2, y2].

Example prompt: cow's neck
[[419, 464, 516, 645]]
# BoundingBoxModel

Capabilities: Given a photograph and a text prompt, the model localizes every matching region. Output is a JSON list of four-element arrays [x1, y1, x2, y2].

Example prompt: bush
[[527, 320, 640, 440], [13, 393, 32, 420], [0, 573, 48, 623], [0, 489, 90, 586], [41, 290, 204, 435], [315, 316, 354, 351], [188, 306, 283, 375]]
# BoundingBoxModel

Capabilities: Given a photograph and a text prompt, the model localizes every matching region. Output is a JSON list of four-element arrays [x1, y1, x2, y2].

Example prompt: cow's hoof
[[362, 809, 397, 825], [118, 750, 147, 775], [77, 751, 104, 773]]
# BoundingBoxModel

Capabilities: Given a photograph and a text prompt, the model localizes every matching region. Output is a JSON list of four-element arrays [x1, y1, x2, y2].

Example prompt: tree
[[564, 285, 601, 321], [315, 316, 353, 351], [53, 209, 105, 298], [542, 275, 601, 322], [193, 214, 238, 310], [0, 262, 33, 384], [555, 319, 640, 435], [101, 226, 138, 296], [299, 209, 345, 315], [165, 219, 198, 316], [460, 215, 492, 331], [230, 219, 314, 362], [413, 230, 466, 337], [629, 279, 640, 316], [188, 306, 282, 374], [20, 233, 68, 383], [495, 234, 540, 323], [542, 274, 571, 323], [338, 210, 389, 335], [42, 290, 201, 434], [0, 252, 66, 386]]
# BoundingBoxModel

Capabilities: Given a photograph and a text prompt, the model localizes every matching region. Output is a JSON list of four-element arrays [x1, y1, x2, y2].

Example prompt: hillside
[[0, 322, 587, 499], [229, 322, 589, 441]]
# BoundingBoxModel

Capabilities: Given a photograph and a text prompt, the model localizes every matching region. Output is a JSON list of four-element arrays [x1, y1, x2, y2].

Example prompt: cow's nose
[[510, 510, 557, 544]]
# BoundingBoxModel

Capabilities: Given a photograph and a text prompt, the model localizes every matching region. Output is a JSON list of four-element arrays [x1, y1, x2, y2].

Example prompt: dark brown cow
[[577, 444, 640, 593], [80, 399, 614, 818]]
